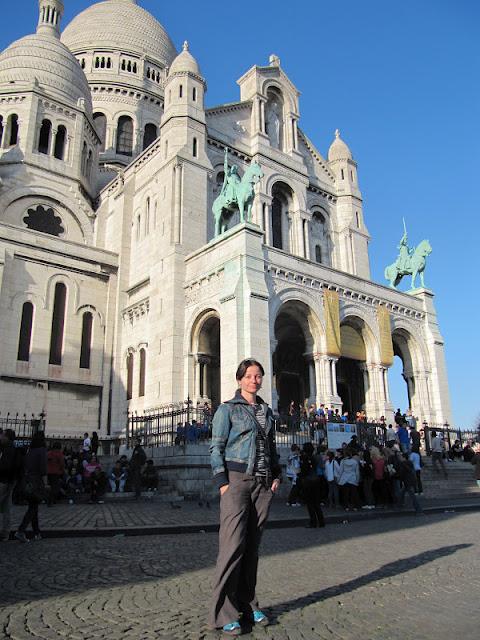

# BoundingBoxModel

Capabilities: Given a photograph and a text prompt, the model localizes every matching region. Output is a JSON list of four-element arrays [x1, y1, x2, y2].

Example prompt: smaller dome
[[328, 129, 353, 162], [0, 33, 92, 113], [169, 41, 201, 76]]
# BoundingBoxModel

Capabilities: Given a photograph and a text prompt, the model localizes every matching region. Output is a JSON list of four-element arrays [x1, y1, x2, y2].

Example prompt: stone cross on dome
[[37, 0, 64, 37], [183, 41, 189, 51]]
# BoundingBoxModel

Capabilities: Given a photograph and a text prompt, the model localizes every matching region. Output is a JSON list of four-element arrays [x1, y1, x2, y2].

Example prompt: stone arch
[[44, 272, 79, 312], [272, 297, 324, 413], [309, 205, 332, 266], [0, 188, 93, 244], [390, 320, 430, 418], [269, 180, 298, 252], [190, 308, 221, 407], [75, 303, 105, 328], [265, 173, 304, 209], [337, 307, 381, 418]]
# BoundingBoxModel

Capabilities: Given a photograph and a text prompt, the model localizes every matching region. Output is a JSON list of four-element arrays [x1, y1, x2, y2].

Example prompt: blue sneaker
[[253, 610, 269, 626], [222, 621, 241, 636]]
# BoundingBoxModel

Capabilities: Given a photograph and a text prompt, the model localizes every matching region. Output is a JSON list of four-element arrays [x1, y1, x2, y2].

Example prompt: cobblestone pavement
[[8, 491, 480, 535], [1, 512, 479, 639]]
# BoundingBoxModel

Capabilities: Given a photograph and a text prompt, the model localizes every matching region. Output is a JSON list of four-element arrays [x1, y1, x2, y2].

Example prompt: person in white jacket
[[337, 449, 361, 510], [325, 451, 340, 508]]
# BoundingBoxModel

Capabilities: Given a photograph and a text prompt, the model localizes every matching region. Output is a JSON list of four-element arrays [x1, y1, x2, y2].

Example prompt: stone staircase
[[419, 457, 478, 500]]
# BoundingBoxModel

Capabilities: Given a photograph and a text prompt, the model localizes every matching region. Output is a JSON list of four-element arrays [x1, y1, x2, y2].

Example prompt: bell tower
[[37, 0, 64, 37]]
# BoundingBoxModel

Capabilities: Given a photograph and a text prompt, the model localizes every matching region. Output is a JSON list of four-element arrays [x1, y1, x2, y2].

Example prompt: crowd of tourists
[[0, 430, 158, 542], [284, 420, 480, 526]]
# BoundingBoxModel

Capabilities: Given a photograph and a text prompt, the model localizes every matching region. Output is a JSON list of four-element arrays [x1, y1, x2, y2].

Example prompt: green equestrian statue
[[384, 221, 432, 289], [212, 148, 263, 237]]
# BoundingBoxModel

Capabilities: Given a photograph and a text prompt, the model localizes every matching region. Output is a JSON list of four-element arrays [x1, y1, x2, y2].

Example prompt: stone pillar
[[260, 100, 266, 134], [173, 161, 183, 244], [270, 338, 279, 411], [307, 356, 316, 404], [304, 216, 311, 260], [296, 214, 304, 257], [313, 355, 324, 406], [264, 199, 273, 246], [49, 128, 57, 156]]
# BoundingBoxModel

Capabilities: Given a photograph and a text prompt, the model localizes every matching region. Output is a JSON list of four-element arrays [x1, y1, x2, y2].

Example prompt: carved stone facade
[[0, 1, 452, 435]]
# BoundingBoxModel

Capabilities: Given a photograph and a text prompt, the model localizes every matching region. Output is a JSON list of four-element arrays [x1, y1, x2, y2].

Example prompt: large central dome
[[62, 0, 177, 68]]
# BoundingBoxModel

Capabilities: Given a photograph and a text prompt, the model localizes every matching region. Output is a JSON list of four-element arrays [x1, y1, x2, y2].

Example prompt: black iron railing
[[0, 411, 45, 443], [422, 424, 480, 455], [127, 400, 213, 448]]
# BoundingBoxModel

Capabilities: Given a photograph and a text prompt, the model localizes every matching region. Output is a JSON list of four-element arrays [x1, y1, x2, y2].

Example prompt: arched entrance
[[273, 301, 316, 413], [337, 321, 367, 418], [391, 329, 419, 415], [191, 311, 220, 407]]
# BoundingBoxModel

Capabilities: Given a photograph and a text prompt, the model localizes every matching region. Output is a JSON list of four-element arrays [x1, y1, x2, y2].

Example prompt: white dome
[[62, 0, 176, 68], [0, 33, 92, 113], [169, 41, 201, 76], [328, 129, 353, 162]]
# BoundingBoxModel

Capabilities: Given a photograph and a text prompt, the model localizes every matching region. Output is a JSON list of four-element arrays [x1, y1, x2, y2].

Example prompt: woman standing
[[209, 359, 281, 636], [15, 432, 48, 542]]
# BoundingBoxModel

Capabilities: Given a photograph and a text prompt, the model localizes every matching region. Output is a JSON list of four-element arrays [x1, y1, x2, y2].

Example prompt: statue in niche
[[266, 100, 282, 149]]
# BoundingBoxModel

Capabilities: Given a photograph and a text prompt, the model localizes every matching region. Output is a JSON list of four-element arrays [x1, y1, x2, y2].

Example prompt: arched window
[[164, 139, 168, 157], [341, 168, 345, 180], [356, 211, 361, 228], [116, 115, 133, 156], [38, 119, 51, 154], [192, 87, 197, 102], [95, 57, 100, 69], [315, 245, 322, 264], [126, 352, 134, 400], [192, 137, 198, 158], [145, 197, 150, 234], [136, 214, 141, 241], [79, 312, 93, 369], [8, 114, 19, 146], [54, 125, 67, 160], [139, 348, 146, 397], [86, 149, 93, 180], [271, 195, 283, 249], [93, 113, 107, 152], [17, 302, 34, 362], [179, 84, 183, 98], [143, 123, 157, 150], [0, 116, 3, 147], [81, 141, 88, 175], [49, 282, 67, 366]]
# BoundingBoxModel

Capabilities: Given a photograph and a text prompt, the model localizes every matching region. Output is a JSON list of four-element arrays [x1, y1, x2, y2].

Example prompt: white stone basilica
[[0, 0, 452, 435]]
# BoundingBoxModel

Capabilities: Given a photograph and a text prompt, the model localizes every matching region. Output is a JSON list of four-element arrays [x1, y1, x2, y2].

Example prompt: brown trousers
[[209, 471, 273, 629]]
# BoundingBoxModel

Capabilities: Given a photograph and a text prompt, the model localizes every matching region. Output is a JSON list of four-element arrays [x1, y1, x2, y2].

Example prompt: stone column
[[296, 214, 304, 257], [173, 161, 183, 244], [260, 99, 266, 134], [307, 357, 316, 404], [304, 216, 311, 260], [49, 128, 57, 156], [313, 355, 324, 406], [265, 199, 273, 246], [270, 338, 279, 411]]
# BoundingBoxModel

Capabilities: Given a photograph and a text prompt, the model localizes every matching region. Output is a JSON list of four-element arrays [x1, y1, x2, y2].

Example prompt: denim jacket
[[210, 390, 281, 488]]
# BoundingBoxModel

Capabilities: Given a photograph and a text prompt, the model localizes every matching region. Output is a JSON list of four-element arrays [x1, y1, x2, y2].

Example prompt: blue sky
[[2, 1, 479, 428]]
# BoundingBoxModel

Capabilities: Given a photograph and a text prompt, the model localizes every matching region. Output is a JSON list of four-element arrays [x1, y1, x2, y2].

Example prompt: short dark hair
[[235, 358, 265, 380]]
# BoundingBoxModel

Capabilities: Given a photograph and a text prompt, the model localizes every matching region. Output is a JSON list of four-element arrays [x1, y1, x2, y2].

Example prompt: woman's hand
[[219, 484, 229, 496], [271, 478, 280, 493]]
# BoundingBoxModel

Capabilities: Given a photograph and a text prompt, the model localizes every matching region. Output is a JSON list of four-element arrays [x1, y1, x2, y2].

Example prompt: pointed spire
[[37, 0, 64, 38], [183, 40, 189, 52], [335, 128, 340, 139]]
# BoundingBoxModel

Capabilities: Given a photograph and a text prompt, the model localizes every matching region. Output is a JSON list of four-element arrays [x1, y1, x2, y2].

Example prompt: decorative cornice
[[206, 100, 252, 116], [265, 263, 425, 320], [122, 297, 150, 325]]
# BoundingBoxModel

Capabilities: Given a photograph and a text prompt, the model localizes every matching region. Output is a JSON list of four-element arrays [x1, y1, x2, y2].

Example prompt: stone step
[[104, 491, 184, 502]]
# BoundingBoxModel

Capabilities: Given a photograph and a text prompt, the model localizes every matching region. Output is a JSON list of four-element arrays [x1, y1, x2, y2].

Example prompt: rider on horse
[[220, 148, 241, 205], [397, 230, 414, 272]]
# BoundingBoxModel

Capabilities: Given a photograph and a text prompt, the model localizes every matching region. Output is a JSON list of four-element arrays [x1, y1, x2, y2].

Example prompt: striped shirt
[[252, 403, 270, 477]]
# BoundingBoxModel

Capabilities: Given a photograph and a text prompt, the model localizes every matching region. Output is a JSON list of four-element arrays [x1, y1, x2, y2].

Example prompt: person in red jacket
[[47, 442, 65, 504]]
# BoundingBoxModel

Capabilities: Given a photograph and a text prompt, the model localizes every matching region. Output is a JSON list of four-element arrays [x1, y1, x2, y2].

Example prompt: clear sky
[[1, 1, 479, 428]]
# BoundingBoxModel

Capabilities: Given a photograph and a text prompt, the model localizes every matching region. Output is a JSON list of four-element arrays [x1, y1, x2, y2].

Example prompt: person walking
[[0, 429, 22, 541], [15, 432, 48, 542], [91, 431, 99, 456], [397, 454, 423, 514], [129, 437, 147, 499], [209, 359, 281, 636], [431, 431, 448, 478]]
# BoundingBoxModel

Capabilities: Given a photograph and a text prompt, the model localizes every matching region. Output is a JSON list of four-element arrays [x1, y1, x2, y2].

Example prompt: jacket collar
[[227, 389, 266, 406]]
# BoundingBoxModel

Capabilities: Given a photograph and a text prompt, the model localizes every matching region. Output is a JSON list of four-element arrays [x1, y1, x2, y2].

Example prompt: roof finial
[[183, 41, 189, 52], [335, 129, 340, 139]]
